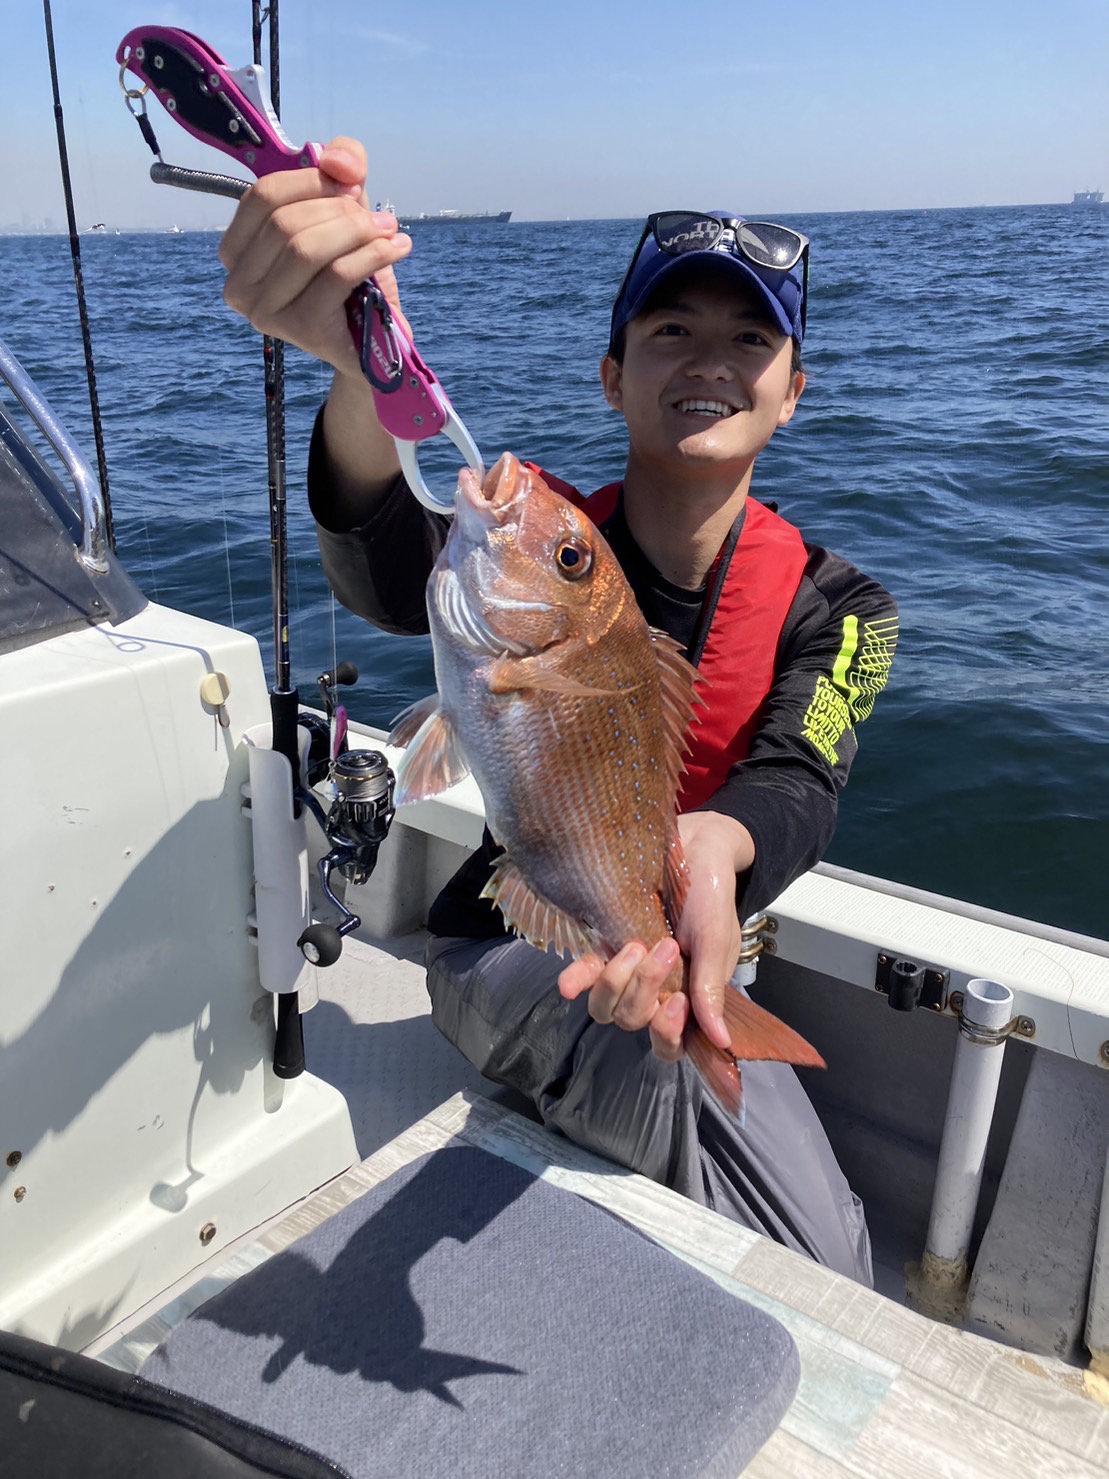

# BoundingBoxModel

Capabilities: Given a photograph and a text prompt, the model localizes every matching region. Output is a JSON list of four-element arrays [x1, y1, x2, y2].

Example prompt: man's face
[[601, 270, 804, 481]]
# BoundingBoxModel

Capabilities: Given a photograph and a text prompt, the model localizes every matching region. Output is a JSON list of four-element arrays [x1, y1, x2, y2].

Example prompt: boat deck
[[88, 931, 1109, 1476]]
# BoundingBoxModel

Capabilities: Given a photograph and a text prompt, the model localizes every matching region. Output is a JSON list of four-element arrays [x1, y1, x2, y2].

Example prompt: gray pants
[[426, 934, 873, 1286]]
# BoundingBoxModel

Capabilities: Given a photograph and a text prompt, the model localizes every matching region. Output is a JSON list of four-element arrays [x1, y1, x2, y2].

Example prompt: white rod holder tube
[[922, 977, 1015, 1286], [243, 723, 317, 1004]]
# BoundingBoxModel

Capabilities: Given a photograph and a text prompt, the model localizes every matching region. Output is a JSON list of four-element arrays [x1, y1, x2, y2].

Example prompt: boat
[[1072, 190, 1104, 205], [405, 209, 512, 225], [374, 200, 412, 231], [2, 323, 1108, 1474]]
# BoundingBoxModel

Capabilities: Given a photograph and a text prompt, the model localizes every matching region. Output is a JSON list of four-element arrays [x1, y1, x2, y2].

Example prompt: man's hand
[[219, 137, 412, 376], [558, 811, 755, 1060]]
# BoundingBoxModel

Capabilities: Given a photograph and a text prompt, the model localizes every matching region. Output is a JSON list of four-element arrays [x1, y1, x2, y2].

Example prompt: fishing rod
[[115, 18, 441, 1079], [41, 0, 116, 550], [249, 0, 303, 1080]]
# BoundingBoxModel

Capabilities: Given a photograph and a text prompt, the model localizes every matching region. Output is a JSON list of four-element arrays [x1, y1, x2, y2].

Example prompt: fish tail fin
[[685, 992, 824, 1123], [721, 990, 826, 1069], [684, 1026, 746, 1123]]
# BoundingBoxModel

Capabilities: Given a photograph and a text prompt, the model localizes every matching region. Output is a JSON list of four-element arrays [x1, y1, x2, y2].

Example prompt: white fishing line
[[330, 587, 339, 685], [110, 410, 158, 603], [216, 443, 236, 630]]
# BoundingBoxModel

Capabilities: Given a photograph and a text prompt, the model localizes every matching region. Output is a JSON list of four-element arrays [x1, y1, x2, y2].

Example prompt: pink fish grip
[[116, 25, 458, 451]]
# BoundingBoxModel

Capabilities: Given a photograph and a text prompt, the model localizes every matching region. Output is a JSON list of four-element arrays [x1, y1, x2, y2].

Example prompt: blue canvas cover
[[142, 1144, 799, 1477]]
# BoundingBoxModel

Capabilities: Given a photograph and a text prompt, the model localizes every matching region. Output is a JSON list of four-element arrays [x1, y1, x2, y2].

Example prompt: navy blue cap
[[610, 211, 806, 350]]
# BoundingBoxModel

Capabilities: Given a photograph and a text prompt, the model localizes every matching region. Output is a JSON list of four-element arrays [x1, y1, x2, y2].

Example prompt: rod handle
[[273, 992, 305, 1079]]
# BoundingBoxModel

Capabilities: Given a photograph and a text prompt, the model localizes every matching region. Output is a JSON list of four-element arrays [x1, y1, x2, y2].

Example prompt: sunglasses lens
[[738, 222, 805, 270], [652, 212, 722, 256]]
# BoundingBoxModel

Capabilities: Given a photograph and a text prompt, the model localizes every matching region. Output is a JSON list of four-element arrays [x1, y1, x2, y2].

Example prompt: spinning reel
[[296, 663, 396, 969]]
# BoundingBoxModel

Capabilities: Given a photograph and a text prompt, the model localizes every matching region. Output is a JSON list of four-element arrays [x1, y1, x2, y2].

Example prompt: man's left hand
[[557, 810, 755, 1061]]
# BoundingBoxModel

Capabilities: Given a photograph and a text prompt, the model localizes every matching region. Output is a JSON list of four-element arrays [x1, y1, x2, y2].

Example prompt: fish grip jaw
[[117, 27, 311, 174]]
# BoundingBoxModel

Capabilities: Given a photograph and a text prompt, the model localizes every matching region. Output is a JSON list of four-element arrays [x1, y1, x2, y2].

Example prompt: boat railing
[[0, 335, 110, 574], [813, 861, 1109, 961]]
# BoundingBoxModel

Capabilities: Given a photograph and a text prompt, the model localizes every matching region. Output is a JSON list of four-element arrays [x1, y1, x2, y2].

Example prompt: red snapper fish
[[389, 453, 823, 1115]]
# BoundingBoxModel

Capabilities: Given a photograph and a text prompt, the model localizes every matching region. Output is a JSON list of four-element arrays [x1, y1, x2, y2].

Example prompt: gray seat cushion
[[141, 1145, 798, 1477]]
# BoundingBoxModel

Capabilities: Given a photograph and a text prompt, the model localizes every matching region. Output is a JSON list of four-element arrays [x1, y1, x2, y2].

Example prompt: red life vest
[[526, 467, 809, 811]]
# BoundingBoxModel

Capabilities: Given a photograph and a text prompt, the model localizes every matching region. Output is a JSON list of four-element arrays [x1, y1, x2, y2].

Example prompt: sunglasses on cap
[[612, 210, 810, 340]]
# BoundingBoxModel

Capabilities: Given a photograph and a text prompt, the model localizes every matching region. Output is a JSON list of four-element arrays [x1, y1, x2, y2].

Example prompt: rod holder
[[243, 722, 317, 1081], [920, 977, 1014, 1301]]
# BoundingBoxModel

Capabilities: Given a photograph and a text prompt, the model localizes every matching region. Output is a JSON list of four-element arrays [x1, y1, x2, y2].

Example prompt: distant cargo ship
[[405, 209, 512, 225], [1072, 190, 1104, 205]]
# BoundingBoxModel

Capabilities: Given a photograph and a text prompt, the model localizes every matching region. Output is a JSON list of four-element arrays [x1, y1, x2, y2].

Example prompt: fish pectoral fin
[[722, 989, 826, 1068], [388, 693, 441, 749], [390, 703, 471, 805], [481, 857, 604, 959], [487, 654, 631, 699]]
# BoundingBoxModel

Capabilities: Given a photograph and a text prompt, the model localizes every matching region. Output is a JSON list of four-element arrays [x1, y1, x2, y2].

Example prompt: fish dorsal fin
[[388, 698, 471, 805], [648, 627, 701, 795], [662, 830, 691, 930], [650, 630, 699, 929], [481, 856, 605, 960]]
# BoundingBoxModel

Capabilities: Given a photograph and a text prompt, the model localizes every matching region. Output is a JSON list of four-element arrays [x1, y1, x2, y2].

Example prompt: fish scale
[[485, 676, 674, 962]]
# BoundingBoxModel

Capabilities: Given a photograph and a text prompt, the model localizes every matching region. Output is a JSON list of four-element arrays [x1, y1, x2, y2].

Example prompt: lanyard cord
[[687, 505, 747, 668]]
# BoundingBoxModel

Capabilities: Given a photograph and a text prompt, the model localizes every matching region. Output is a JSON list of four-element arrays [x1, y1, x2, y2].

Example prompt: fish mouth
[[440, 455, 558, 658], [456, 456, 527, 527], [456, 466, 499, 527]]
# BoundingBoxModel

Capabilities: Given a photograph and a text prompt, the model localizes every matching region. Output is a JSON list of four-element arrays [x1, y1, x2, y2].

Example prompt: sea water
[[1, 207, 1106, 938]]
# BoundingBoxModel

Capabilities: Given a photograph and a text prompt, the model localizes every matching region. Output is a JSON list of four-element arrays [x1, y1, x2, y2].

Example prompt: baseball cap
[[609, 211, 808, 352]]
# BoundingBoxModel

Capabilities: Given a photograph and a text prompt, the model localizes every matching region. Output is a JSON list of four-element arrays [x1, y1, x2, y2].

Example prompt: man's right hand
[[218, 136, 412, 379], [220, 136, 412, 524]]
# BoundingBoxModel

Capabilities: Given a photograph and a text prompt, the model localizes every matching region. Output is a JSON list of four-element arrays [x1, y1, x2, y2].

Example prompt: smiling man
[[221, 160, 897, 1281]]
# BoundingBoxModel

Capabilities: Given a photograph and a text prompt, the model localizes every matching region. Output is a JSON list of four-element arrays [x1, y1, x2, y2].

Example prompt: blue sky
[[5, 0, 1107, 229]]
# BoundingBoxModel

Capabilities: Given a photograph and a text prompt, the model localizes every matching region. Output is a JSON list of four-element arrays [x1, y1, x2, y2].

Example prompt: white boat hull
[[0, 603, 356, 1348]]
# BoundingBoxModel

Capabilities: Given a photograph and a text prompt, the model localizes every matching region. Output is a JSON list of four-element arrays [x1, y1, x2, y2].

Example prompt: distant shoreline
[[2, 199, 1104, 237]]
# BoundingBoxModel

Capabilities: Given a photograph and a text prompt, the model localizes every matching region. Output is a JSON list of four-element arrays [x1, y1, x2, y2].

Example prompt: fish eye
[[554, 537, 592, 580]]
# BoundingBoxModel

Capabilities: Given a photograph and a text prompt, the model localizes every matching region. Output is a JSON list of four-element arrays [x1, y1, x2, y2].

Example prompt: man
[[221, 142, 896, 1284]]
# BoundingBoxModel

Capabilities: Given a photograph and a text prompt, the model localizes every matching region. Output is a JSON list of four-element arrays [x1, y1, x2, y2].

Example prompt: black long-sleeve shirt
[[309, 422, 898, 931]]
